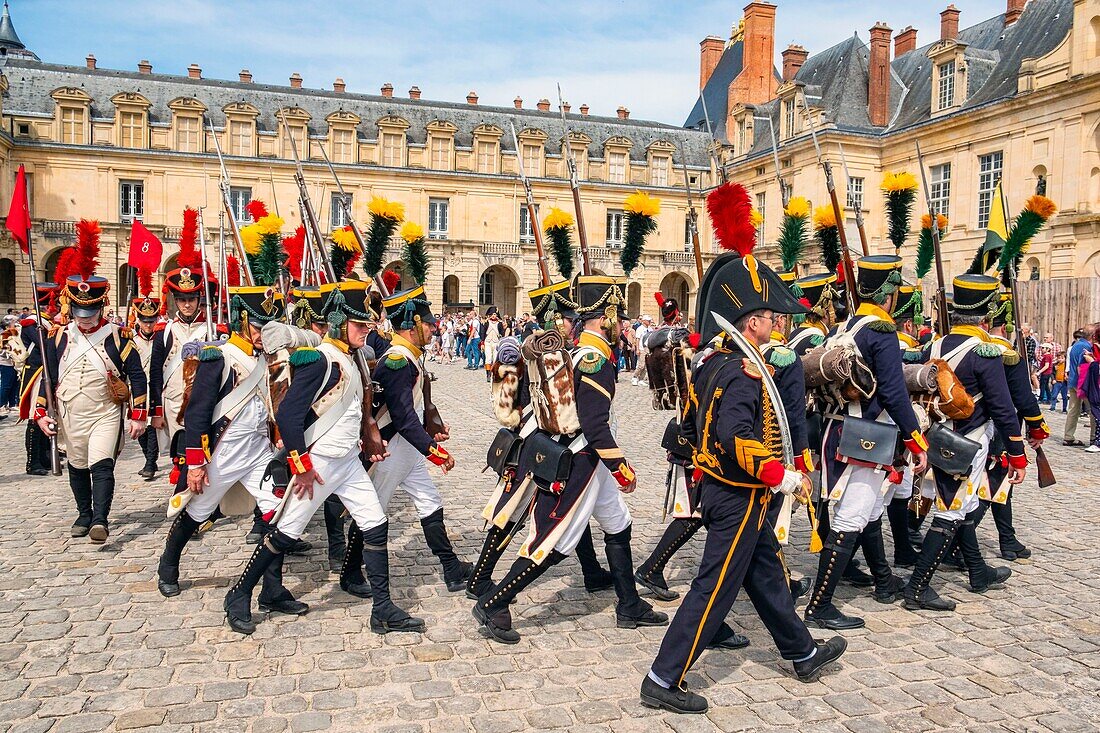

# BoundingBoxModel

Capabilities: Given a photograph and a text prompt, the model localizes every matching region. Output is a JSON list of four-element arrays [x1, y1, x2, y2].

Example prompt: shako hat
[[34, 282, 57, 314], [572, 275, 626, 321], [131, 295, 161, 323], [164, 267, 204, 297], [855, 254, 904, 304], [230, 285, 285, 329], [292, 288, 327, 328], [951, 274, 1001, 320], [695, 253, 807, 343], [654, 290, 680, 324], [64, 275, 110, 319], [324, 280, 384, 329], [528, 280, 577, 325], [381, 284, 435, 330]]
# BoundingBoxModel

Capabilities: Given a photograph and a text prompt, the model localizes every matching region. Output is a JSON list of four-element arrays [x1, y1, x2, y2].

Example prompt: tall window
[[478, 270, 494, 306], [382, 132, 403, 167], [606, 209, 625, 247], [738, 118, 748, 155], [519, 204, 539, 244], [937, 61, 956, 111], [176, 116, 200, 152], [428, 198, 449, 240], [229, 187, 252, 222], [522, 144, 541, 177], [608, 151, 627, 184], [846, 177, 864, 211], [119, 111, 144, 148], [60, 107, 84, 145], [977, 151, 1004, 228], [229, 121, 252, 156], [120, 180, 144, 222], [783, 100, 796, 138], [331, 128, 354, 163], [650, 156, 669, 187], [430, 137, 451, 170], [930, 163, 951, 220], [477, 141, 497, 174], [331, 193, 351, 229]]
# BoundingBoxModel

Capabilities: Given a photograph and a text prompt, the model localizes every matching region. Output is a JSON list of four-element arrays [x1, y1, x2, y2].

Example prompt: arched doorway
[[443, 274, 460, 307], [43, 246, 67, 284], [0, 258, 15, 304], [383, 259, 416, 291], [478, 264, 520, 317], [626, 281, 641, 319], [659, 271, 692, 319]]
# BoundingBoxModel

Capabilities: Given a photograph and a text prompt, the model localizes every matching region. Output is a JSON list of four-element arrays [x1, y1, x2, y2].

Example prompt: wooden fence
[[1015, 277, 1100, 348]]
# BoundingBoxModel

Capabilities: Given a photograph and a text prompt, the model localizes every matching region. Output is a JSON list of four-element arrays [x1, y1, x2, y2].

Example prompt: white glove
[[776, 469, 804, 496]]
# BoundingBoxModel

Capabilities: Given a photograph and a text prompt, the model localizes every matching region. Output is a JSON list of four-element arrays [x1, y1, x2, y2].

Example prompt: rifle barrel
[[915, 141, 950, 336], [510, 121, 551, 287], [207, 116, 254, 286], [557, 84, 591, 276]]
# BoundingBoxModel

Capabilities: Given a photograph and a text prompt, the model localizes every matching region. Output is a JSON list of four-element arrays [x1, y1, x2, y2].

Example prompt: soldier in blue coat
[[19, 282, 55, 476]]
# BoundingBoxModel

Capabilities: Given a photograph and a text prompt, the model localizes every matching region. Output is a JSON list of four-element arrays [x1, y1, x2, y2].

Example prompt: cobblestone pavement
[[1, 363, 1099, 733]]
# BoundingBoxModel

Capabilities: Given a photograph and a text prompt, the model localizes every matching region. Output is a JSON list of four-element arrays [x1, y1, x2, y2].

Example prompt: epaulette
[[975, 343, 1002, 359], [742, 358, 762, 379], [809, 333, 825, 348], [1001, 348, 1020, 366], [198, 344, 223, 362], [384, 353, 408, 370], [289, 347, 320, 366], [902, 348, 924, 364], [119, 327, 133, 339], [578, 352, 606, 374], [868, 319, 897, 333], [766, 345, 795, 369]]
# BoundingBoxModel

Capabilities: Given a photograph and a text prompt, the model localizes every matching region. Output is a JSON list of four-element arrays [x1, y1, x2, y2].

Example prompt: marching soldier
[[157, 286, 306, 626], [129, 292, 161, 480], [36, 273, 148, 542], [224, 280, 421, 635], [903, 275, 1025, 611], [804, 255, 929, 630], [19, 282, 56, 476], [641, 254, 844, 715], [473, 275, 666, 644]]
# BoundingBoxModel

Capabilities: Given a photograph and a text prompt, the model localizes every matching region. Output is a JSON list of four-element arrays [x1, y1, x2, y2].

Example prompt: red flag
[[128, 219, 163, 271], [6, 164, 30, 254]]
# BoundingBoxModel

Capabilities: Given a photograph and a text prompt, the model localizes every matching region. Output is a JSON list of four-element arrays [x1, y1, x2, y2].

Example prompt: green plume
[[402, 235, 429, 286], [816, 225, 841, 274], [621, 211, 657, 276], [778, 213, 807, 272], [546, 225, 575, 280]]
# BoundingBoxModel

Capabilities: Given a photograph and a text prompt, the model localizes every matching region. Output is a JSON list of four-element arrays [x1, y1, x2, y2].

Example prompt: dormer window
[[937, 60, 956, 111], [783, 100, 796, 138]]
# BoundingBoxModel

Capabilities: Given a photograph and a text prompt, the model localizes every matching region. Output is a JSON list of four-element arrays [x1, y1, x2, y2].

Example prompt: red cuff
[[1007, 452, 1028, 469], [152, 406, 164, 418], [1029, 425, 1050, 441], [904, 434, 928, 455], [794, 449, 814, 473], [427, 444, 450, 466], [130, 409, 147, 422], [185, 447, 208, 468], [288, 450, 313, 475], [611, 462, 636, 487], [758, 458, 785, 488], [33, 407, 46, 420]]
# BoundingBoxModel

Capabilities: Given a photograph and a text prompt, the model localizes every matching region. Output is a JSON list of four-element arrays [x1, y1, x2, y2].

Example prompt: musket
[[914, 141, 950, 337], [509, 121, 551, 288], [800, 87, 859, 311], [838, 143, 869, 256], [699, 92, 728, 184], [765, 115, 790, 208], [207, 116, 255, 286], [216, 206, 228, 325], [679, 154, 705, 283], [195, 207, 215, 342], [557, 84, 591, 276]]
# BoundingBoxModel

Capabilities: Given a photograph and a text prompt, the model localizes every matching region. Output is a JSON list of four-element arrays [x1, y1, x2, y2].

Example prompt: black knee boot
[[991, 495, 1029, 560], [25, 424, 48, 475], [634, 517, 703, 601], [157, 512, 202, 597], [139, 427, 158, 478], [324, 495, 347, 573], [224, 530, 294, 634], [246, 507, 267, 544], [258, 552, 309, 616], [68, 465, 93, 536], [805, 530, 864, 630], [88, 458, 115, 542], [956, 511, 1012, 593], [903, 517, 960, 611], [466, 523, 513, 600], [908, 509, 926, 549], [604, 526, 668, 628], [474, 551, 564, 644], [886, 496, 920, 567], [860, 518, 906, 604], [420, 508, 472, 592], [363, 522, 425, 634], [576, 525, 613, 592], [339, 524, 372, 598]]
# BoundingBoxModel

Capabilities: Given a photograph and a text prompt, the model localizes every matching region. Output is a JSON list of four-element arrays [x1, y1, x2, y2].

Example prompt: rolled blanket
[[902, 362, 939, 395], [261, 321, 321, 355], [496, 336, 522, 366], [521, 329, 565, 361]]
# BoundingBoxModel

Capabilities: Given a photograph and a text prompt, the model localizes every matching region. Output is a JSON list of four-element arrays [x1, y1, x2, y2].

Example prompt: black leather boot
[[991, 496, 1030, 560], [88, 458, 115, 543], [258, 553, 309, 616], [69, 465, 93, 537], [421, 508, 472, 592], [474, 552, 563, 644], [576, 525, 614, 592], [157, 512, 201, 597], [339, 524, 371, 598], [605, 526, 669, 629], [224, 531, 291, 634], [324, 495, 347, 573], [956, 512, 1012, 593], [886, 496, 920, 567], [903, 517, 959, 611], [860, 518, 907, 604], [363, 522, 425, 634], [804, 530, 864, 630], [908, 510, 926, 550], [25, 424, 48, 475], [466, 523, 512, 600], [245, 507, 266, 545], [634, 517, 702, 602], [139, 427, 158, 479]]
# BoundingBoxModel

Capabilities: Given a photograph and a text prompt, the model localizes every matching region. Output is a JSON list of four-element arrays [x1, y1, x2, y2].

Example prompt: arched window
[[1089, 16, 1100, 58], [0, 258, 15, 304], [1026, 256, 1041, 281]]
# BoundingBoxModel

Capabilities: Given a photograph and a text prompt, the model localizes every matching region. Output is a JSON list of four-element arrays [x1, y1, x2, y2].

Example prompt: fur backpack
[[520, 330, 580, 435]]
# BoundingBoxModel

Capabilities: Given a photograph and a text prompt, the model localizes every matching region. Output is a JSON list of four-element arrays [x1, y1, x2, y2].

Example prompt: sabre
[[557, 84, 591, 276]]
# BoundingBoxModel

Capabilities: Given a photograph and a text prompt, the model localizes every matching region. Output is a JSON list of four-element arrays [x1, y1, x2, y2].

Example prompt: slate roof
[[0, 58, 713, 166]]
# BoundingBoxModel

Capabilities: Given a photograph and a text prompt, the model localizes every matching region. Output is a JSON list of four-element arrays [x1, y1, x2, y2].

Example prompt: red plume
[[282, 225, 306, 282], [706, 182, 756, 255], [226, 255, 242, 287], [688, 332, 702, 350], [246, 200, 269, 222], [177, 208, 201, 270], [138, 268, 153, 297], [53, 248, 79, 288], [75, 219, 101, 278], [653, 291, 666, 308], [381, 269, 402, 294]]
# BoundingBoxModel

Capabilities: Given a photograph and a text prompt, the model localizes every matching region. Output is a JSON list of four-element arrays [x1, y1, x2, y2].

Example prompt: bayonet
[[679, 153, 704, 283], [914, 141, 950, 337], [509, 121, 551, 287], [699, 93, 727, 184], [557, 84, 591, 276], [207, 115, 254, 286], [766, 115, 789, 208]]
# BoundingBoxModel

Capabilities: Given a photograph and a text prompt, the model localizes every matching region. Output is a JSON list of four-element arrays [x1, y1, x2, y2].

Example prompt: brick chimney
[[781, 44, 808, 82], [289, 73, 302, 89], [537, 99, 551, 112], [894, 26, 918, 56], [699, 35, 725, 91], [513, 96, 522, 109], [381, 83, 393, 98], [466, 91, 478, 105], [239, 69, 252, 83], [409, 86, 421, 100], [727, 1, 779, 133], [138, 60, 152, 75], [1005, 0, 1025, 25], [868, 22, 892, 127], [333, 78, 346, 93], [617, 106, 630, 119], [85, 54, 96, 70], [580, 104, 589, 116], [187, 63, 202, 79], [940, 5, 960, 41]]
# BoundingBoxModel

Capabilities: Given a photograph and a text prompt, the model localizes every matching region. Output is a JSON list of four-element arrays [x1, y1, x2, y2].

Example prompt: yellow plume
[[624, 191, 661, 217], [368, 196, 405, 222], [751, 208, 763, 228], [881, 171, 919, 193], [921, 213, 949, 230], [330, 227, 360, 252], [255, 214, 285, 236], [400, 221, 426, 243], [813, 205, 840, 230], [542, 206, 574, 231], [239, 224, 261, 255], [785, 196, 810, 218]]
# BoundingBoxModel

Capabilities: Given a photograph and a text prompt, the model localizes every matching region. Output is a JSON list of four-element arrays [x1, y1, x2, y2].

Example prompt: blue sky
[[12, 0, 1006, 124]]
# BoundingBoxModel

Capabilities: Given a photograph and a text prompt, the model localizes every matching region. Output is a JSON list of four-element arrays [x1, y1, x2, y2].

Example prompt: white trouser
[[554, 464, 632, 556], [368, 434, 444, 519], [930, 423, 992, 522], [276, 451, 387, 539], [185, 429, 277, 522], [831, 464, 888, 532]]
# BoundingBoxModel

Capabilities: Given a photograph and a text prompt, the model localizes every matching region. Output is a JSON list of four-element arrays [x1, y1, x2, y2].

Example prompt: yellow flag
[[979, 181, 1009, 271]]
